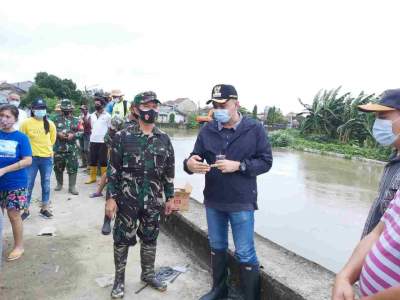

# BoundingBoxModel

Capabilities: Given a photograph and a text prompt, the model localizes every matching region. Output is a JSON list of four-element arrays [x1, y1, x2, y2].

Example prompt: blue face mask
[[372, 118, 399, 146], [34, 109, 47, 119], [213, 109, 230, 123]]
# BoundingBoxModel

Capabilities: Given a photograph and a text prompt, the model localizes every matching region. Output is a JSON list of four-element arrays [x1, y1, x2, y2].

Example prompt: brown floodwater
[[167, 129, 383, 272]]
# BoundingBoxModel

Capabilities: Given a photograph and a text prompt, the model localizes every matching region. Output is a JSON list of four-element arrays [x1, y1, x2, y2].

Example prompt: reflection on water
[[165, 128, 384, 272]]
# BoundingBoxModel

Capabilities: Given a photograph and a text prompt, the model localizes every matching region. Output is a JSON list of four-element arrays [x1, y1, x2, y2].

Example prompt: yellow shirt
[[20, 117, 57, 157]]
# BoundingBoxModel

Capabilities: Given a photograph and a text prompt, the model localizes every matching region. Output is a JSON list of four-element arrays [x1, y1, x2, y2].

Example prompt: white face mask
[[9, 101, 20, 108], [372, 117, 400, 146]]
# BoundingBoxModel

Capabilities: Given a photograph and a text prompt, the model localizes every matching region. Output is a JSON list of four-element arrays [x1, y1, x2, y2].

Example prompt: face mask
[[63, 110, 71, 116], [138, 108, 158, 124], [0, 117, 15, 129], [213, 109, 231, 123], [372, 118, 399, 146], [34, 109, 47, 119], [9, 101, 20, 108]]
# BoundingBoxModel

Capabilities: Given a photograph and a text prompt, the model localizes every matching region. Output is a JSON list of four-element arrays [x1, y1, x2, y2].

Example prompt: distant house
[[159, 98, 198, 123], [286, 112, 300, 128], [11, 81, 33, 93], [0, 81, 32, 104], [159, 105, 186, 123]]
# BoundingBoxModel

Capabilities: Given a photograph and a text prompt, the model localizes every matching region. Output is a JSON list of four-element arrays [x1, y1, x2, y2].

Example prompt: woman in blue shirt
[[0, 104, 32, 261]]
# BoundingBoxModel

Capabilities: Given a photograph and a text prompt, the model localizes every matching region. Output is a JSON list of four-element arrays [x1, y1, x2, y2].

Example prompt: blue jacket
[[184, 117, 273, 212]]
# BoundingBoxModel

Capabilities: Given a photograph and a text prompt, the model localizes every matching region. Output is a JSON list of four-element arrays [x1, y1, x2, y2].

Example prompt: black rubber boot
[[199, 249, 228, 300], [54, 172, 63, 191], [239, 264, 260, 300], [68, 173, 79, 195], [111, 244, 129, 299], [140, 241, 167, 292], [102, 215, 111, 235]]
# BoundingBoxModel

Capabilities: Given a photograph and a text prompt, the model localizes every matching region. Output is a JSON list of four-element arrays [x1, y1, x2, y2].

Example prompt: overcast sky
[[1, 0, 399, 113]]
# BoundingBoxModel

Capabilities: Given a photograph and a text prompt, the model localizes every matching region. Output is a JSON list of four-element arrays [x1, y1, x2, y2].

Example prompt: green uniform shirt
[[107, 125, 175, 208], [54, 115, 82, 153]]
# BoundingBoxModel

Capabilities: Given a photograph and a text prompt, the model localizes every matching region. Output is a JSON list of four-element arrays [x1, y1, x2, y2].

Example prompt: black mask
[[138, 108, 158, 124], [95, 105, 103, 111], [63, 110, 71, 116]]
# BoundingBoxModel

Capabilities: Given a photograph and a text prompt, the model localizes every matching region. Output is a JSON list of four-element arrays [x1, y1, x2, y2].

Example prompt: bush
[[269, 130, 294, 147]]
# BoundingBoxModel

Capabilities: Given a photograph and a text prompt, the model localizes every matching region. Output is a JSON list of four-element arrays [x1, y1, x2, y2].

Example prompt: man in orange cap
[[358, 89, 400, 237]]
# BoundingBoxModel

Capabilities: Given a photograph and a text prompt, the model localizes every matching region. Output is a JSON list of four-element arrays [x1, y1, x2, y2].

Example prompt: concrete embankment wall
[[162, 199, 335, 300]]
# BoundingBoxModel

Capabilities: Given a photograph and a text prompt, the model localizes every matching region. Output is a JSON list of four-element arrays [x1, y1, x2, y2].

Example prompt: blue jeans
[[206, 207, 258, 265], [27, 157, 53, 207]]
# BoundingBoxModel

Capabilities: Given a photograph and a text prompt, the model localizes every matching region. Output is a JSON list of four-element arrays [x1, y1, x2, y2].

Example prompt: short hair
[[0, 104, 19, 121]]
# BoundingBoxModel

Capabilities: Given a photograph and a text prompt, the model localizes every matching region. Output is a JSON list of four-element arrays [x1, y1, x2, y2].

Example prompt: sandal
[[7, 248, 24, 261]]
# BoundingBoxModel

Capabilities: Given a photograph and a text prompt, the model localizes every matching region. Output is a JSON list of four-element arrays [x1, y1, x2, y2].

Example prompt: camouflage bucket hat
[[60, 99, 74, 110], [133, 91, 161, 106]]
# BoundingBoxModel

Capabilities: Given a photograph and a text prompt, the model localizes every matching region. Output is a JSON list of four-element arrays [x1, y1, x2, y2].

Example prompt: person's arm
[[0, 156, 32, 177], [69, 118, 83, 140], [332, 222, 385, 300], [362, 286, 400, 300], [49, 121, 57, 145], [105, 132, 123, 219], [0, 134, 33, 176], [163, 137, 175, 202], [183, 131, 210, 174], [241, 123, 273, 177], [106, 132, 123, 201]]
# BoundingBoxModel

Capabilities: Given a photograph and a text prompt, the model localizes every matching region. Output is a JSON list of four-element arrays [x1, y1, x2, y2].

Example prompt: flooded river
[[165, 129, 384, 273]]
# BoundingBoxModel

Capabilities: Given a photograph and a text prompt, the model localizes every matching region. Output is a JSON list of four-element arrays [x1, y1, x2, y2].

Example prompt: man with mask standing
[[110, 89, 129, 118], [53, 99, 82, 195], [106, 91, 175, 298], [86, 95, 111, 184], [357, 89, 400, 237], [184, 84, 273, 300], [78, 104, 91, 169], [7, 93, 27, 130]]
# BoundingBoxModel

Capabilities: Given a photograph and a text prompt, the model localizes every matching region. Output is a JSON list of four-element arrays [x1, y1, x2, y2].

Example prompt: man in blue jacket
[[184, 84, 273, 300]]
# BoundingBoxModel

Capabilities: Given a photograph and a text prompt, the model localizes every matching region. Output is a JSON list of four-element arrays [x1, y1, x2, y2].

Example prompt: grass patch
[[269, 129, 392, 162]]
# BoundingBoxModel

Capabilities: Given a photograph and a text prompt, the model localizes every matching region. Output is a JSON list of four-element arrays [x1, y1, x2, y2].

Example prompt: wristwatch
[[240, 161, 247, 173]]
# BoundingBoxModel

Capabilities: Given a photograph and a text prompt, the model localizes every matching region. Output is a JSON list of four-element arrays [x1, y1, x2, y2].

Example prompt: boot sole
[[111, 292, 124, 299], [102, 229, 111, 235], [140, 281, 167, 292]]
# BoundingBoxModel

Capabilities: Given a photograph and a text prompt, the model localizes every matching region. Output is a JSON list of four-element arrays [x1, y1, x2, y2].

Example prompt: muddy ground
[[0, 169, 210, 300]]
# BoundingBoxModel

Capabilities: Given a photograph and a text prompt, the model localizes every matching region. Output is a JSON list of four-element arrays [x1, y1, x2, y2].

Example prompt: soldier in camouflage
[[106, 91, 175, 298], [53, 99, 82, 195], [95, 101, 139, 235]]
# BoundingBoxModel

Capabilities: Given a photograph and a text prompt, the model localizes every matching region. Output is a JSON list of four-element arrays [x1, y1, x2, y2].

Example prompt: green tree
[[23, 72, 83, 109], [21, 85, 55, 108], [186, 113, 199, 129], [169, 113, 176, 124], [298, 87, 378, 145], [34, 72, 82, 101], [266, 106, 286, 125], [239, 106, 251, 116], [252, 105, 258, 119]]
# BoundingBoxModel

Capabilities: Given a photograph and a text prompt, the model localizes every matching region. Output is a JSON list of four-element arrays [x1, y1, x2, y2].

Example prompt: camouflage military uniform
[[53, 99, 83, 194], [54, 114, 81, 175], [107, 123, 174, 292]]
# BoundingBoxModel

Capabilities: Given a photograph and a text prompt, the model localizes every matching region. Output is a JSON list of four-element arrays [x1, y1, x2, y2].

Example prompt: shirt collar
[[218, 112, 243, 131]]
